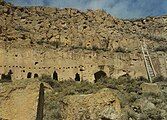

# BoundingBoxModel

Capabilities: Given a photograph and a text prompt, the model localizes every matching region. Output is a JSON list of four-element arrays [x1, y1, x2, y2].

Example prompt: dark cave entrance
[[27, 72, 32, 78], [53, 71, 58, 80], [75, 73, 80, 81], [1, 70, 13, 81], [94, 71, 107, 83], [34, 73, 39, 78]]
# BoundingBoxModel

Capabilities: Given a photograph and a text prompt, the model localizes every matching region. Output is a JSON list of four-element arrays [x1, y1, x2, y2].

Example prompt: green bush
[[154, 46, 167, 52], [115, 47, 126, 53], [143, 109, 163, 120], [37, 40, 44, 45], [43, 81, 105, 120], [92, 45, 98, 51], [39, 74, 52, 82], [142, 34, 166, 42], [36, 40, 62, 48], [15, 25, 30, 32], [153, 75, 166, 83], [43, 76, 167, 120], [50, 41, 61, 48], [39, 74, 57, 88]]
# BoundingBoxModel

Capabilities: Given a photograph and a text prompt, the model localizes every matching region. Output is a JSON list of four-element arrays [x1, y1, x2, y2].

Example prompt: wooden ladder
[[141, 41, 156, 83]]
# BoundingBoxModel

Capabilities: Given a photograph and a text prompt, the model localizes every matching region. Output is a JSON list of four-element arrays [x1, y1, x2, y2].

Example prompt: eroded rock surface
[[0, 0, 166, 81], [0, 79, 40, 120], [60, 88, 121, 120]]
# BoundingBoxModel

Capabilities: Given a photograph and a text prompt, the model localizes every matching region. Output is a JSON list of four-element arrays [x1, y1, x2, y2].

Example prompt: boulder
[[60, 88, 121, 120], [140, 83, 160, 94]]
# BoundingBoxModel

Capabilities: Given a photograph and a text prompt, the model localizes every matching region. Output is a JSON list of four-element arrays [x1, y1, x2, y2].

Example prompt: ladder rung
[[141, 42, 156, 82], [150, 73, 154, 76], [149, 73, 153, 75], [150, 74, 154, 77], [149, 70, 153, 72], [147, 67, 152, 69], [147, 64, 151, 67], [149, 71, 154, 73]]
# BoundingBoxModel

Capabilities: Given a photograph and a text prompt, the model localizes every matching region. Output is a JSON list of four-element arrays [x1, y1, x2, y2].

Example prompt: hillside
[[0, 0, 166, 81], [43, 76, 167, 120], [0, 1, 167, 119], [0, 0, 167, 49]]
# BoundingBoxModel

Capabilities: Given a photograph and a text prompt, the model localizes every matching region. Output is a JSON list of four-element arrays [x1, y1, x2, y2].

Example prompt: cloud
[[5, 0, 167, 19]]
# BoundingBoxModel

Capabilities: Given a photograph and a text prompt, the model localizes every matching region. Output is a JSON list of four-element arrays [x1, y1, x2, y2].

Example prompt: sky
[[5, 0, 167, 19]]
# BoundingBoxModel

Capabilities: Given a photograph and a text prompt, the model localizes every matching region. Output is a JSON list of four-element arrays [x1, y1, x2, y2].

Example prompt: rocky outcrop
[[60, 88, 121, 120], [140, 83, 160, 94], [0, 79, 40, 120], [0, 0, 166, 49]]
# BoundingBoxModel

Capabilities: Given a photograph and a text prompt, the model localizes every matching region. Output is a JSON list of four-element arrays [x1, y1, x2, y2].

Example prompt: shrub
[[143, 92, 160, 98], [50, 41, 61, 48], [143, 109, 163, 120], [154, 46, 167, 52], [43, 76, 167, 120], [37, 40, 44, 45], [142, 34, 166, 42], [39, 74, 52, 81], [44, 93, 63, 120], [15, 25, 30, 32], [153, 75, 166, 83], [137, 76, 148, 83], [39, 74, 57, 87], [92, 45, 98, 51], [43, 80, 105, 120], [115, 47, 126, 53]]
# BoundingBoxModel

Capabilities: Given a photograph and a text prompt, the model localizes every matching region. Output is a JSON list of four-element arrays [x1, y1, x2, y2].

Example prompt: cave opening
[[75, 73, 80, 81], [34, 73, 39, 78], [27, 72, 32, 78], [53, 71, 58, 80], [94, 71, 107, 83], [1, 70, 13, 81]]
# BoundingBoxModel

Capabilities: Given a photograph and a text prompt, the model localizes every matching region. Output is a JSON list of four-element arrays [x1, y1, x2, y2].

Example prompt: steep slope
[[0, 0, 166, 79], [0, 0, 166, 49]]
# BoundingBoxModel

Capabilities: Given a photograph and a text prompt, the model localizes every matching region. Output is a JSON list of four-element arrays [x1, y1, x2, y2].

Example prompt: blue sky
[[5, 0, 167, 19]]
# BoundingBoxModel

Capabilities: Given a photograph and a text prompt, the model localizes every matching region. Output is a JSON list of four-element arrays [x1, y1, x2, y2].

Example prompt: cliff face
[[0, 0, 166, 81]]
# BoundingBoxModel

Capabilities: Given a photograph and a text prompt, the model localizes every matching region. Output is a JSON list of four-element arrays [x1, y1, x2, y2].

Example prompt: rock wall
[[0, 79, 40, 120], [0, 44, 150, 82], [0, 0, 166, 81], [0, 45, 111, 82]]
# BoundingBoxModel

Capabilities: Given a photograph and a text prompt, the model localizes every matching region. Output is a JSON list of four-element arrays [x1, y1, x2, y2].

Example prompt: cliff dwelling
[[0, 43, 166, 82], [0, 1, 166, 82]]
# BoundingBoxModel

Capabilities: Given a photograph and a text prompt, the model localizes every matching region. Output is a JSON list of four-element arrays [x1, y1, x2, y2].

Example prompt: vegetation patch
[[114, 47, 131, 53], [154, 46, 167, 52], [42, 75, 167, 120]]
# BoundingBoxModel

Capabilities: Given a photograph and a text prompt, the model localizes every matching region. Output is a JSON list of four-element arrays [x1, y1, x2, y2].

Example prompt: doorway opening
[[75, 73, 80, 81], [34, 73, 39, 78], [94, 71, 107, 83], [53, 71, 58, 80], [27, 72, 32, 78]]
